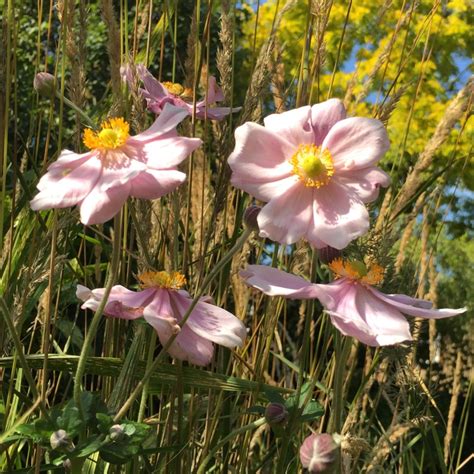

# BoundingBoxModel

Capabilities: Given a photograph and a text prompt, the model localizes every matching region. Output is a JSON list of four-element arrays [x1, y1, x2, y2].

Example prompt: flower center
[[328, 258, 384, 286], [83, 117, 130, 150], [162, 81, 193, 100], [138, 271, 186, 290], [290, 144, 334, 188]]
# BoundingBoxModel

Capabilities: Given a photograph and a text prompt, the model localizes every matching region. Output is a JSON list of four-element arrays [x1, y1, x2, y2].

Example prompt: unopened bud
[[317, 247, 341, 265], [265, 403, 288, 425], [243, 205, 261, 232], [299, 433, 341, 473], [50, 429, 72, 450], [34, 72, 56, 99], [109, 424, 125, 441]]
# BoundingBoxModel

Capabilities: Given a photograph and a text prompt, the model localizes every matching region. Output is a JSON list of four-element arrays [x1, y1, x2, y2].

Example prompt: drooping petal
[[368, 287, 467, 319], [240, 265, 333, 306], [257, 183, 314, 244], [97, 152, 147, 192], [228, 122, 294, 187], [263, 105, 314, 147], [171, 324, 215, 366], [79, 182, 131, 225], [310, 98, 347, 146], [324, 283, 412, 346], [136, 64, 169, 100], [310, 181, 369, 249], [336, 166, 391, 203], [322, 117, 390, 171], [130, 169, 186, 199], [30, 155, 102, 210], [132, 103, 191, 142], [170, 292, 246, 348], [47, 149, 91, 172]]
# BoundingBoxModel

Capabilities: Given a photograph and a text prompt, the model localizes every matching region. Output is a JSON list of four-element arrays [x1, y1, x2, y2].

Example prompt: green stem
[[113, 227, 252, 422], [197, 417, 267, 474], [73, 215, 122, 416], [55, 91, 95, 128]]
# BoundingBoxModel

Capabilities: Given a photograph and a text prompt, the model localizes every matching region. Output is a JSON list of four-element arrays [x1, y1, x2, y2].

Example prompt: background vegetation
[[0, 0, 472, 472]]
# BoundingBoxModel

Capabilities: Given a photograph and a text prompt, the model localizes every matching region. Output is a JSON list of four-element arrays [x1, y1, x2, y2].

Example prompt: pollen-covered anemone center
[[138, 271, 186, 290], [162, 81, 193, 100], [290, 144, 334, 188], [328, 258, 384, 286], [83, 117, 130, 150]]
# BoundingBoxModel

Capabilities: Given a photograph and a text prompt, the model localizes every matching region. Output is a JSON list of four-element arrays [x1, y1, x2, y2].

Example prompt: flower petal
[[79, 182, 131, 225], [228, 122, 294, 187], [30, 155, 102, 210], [263, 105, 314, 147], [240, 265, 334, 306], [325, 283, 412, 346], [323, 117, 390, 171], [368, 287, 467, 319], [336, 166, 391, 203], [170, 292, 246, 348], [96, 152, 147, 192], [310, 181, 369, 249], [257, 183, 314, 244], [136, 64, 169, 100], [310, 98, 347, 146], [130, 169, 186, 199]]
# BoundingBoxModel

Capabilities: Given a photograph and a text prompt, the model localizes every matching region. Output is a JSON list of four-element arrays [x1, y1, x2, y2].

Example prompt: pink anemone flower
[[228, 99, 391, 249], [124, 64, 241, 120], [30, 104, 201, 225], [240, 261, 466, 346], [77, 270, 247, 366]]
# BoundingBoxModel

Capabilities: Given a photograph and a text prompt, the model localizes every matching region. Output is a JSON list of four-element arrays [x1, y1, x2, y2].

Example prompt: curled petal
[[310, 98, 347, 146]]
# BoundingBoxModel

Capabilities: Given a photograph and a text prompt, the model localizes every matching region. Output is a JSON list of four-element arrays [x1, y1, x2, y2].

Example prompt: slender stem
[[73, 215, 122, 415], [55, 91, 95, 128], [113, 227, 252, 421], [197, 417, 267, 474]]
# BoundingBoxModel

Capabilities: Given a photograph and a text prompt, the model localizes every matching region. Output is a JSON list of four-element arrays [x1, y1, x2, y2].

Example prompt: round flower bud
[[299, 433, 341, 473], [34, 72, 56, 99], [243, 205, 261, 232], [109, 424, 125, 441], [317, 247, 341, 265], [50, 429, 71, 450], [265, 402, 288, 425]]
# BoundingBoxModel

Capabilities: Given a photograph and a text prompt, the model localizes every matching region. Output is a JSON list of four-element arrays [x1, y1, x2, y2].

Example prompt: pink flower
[[228, 99, 391, 249], [299, 433, 341, 473], [30, 104, 201, 225], [125, 64, 240, 120], [77, 271, 247, 366], [240, 261, 466, 346]]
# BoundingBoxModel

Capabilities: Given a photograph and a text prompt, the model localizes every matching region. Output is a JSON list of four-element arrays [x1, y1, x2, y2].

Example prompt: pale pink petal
[[79, 182, 131, 225], [96, 152, 147, 192], [335, 167, 391, 203], [170, 291, 246, 348], [136, 64, 169, 100], [310, 181, 369, 249], [36, 153, 90, 191], [368, 287, 467, 319], [30, 155, 102, 210], [196, 106, 241, 120], [310, 98, 347, 145], [240, 265, 334, 307], [132, 103, 190, 142], [171, 325, 215, 366], [383, 294, 433, 309], [47, 149, 91, 171], [263, 105, 314, 146], [203, 76, 225, 103], [76, 285, 92, 301], [131, 135, 201, 169], [234, 175, 298, 203], [325, 283, 412, 346], [322, 117, 390, 171], [130, 169, 186, 199], [228, 123, 294, 186], [257, 183, 314, 244]]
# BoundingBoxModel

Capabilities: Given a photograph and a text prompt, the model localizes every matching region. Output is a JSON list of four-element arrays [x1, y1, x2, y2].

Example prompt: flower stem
[[55, 91, 95, 128], [113, 227, 252, 422], [196, 417, 267, 474], [73, 215, 122, 416]]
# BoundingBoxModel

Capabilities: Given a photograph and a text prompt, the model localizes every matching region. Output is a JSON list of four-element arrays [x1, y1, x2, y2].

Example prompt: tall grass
[[0, 0, 472, 472]]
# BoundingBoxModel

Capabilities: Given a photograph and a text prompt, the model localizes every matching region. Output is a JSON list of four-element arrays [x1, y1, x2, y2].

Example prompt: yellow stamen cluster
[[138, 271, 186, 290], [328, 258, 384, 286], [83, 117, 130, 150], [290, 144, 334, 188], [162, 81, 193, 99]]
